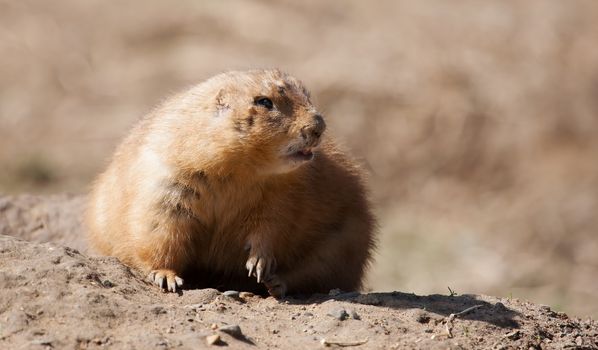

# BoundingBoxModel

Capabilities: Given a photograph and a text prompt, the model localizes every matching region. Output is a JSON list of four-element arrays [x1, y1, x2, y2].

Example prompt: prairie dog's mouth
[[286, 147, 314, 162]]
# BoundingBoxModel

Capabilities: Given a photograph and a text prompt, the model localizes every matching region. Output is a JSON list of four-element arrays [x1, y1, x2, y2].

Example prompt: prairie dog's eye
[[254, 97, 273, 110]]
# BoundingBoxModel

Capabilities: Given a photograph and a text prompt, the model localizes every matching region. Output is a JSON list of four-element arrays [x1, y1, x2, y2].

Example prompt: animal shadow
[[286, 291, 521, 328]]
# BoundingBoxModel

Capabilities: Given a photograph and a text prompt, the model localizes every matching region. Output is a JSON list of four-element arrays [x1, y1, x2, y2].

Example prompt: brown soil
[[1, 195, 596, 349]]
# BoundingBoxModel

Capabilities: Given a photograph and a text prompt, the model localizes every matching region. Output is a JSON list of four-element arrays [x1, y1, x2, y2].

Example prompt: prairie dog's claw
[[245, 253, 276, 284], [148, 269, 183, 292], [246, 256, 257, 278], [175, 276, 183, 286]]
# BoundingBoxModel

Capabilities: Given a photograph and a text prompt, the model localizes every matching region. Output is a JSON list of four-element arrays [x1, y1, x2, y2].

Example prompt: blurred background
[[1, 0, 597, 317]]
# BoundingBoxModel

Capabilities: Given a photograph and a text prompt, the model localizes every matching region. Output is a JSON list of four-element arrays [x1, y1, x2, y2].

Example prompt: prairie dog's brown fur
[[86, 69, 376, 296]]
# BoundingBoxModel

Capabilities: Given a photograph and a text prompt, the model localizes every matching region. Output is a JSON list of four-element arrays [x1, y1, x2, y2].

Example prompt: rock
[[239, 292, 254, 299], [504, 330, 521, 340], [218, 324, 243, 338], [494, 302, 507, 311], [102, 280, 114, 288], [223, 290, 239, 299], [540, 305, 551, 312], [327, 307, 349, 321], [349, 309, 361, 320], [206, 334, 221, 346]]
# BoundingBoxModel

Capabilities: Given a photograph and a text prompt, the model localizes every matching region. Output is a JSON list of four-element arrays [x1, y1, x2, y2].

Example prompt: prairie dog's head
[[175, 69, 326, 175]]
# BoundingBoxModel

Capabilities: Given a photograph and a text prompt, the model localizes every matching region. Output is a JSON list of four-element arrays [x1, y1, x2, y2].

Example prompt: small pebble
[[504, 330, 521, 340], [206, 334, 221, 346], [349, 309, 361, 320], [328, 288, 342, 296], [218, 324, 243, 338], [557, 312, 568, 319], [494, 302, 507, 311], [223, 290, 240, 299], [239, 292, 254, 299], [327, 307, 349, 321], [102, 280, 115, 288]]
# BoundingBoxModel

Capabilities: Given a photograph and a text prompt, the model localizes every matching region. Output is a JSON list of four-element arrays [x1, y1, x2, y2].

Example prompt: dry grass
[[1, 0, 597, 317]]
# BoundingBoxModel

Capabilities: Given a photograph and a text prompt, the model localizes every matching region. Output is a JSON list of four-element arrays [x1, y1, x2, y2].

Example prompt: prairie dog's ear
[[215, 88, 231, 111]]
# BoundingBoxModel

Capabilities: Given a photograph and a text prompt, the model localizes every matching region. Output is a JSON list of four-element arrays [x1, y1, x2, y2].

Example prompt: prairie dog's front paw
[[245, 250, 276, 284], [148, 269, 184, 292]]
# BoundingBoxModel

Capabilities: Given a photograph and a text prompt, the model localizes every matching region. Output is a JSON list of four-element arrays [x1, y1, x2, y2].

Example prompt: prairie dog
[[86, 69, 376, 296]]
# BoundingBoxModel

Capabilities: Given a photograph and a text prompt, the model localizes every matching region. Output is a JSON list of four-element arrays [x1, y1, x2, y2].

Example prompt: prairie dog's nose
[[301, 114, 326, 142]]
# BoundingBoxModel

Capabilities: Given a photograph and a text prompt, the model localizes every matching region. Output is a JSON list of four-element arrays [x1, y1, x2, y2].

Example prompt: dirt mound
[[0, 194, 87, 252], [0, 195, 596, 349]]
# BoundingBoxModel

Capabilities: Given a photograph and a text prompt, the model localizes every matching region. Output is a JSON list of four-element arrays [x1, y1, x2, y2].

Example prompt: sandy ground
[[1, 195, 596, 349]]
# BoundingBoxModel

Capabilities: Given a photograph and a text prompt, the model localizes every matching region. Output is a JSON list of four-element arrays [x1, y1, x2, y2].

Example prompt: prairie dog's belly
[[200, 230, 248, 270], [184, 224, 267, 293], [188, 208, 296, 272]]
